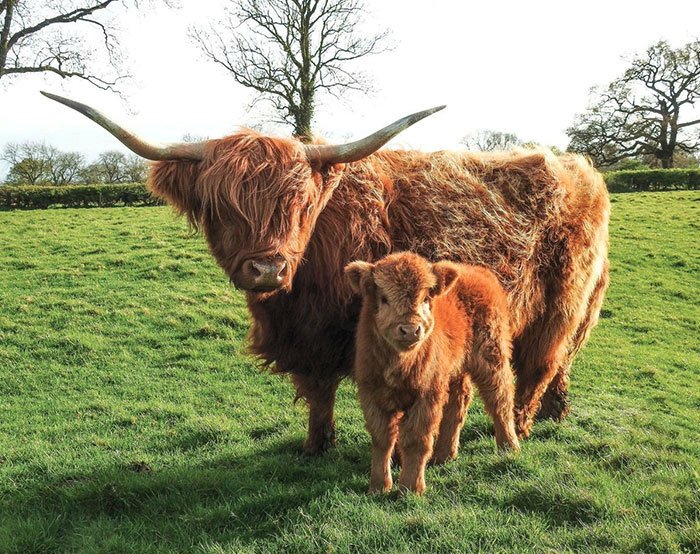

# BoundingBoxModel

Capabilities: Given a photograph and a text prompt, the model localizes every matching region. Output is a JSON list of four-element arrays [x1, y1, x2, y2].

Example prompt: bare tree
[[3, 141, 52, 184], [92, 150, 128, 183], [461, 129, 523, 152], [2, 141, 150, 185], [3, 141, 85, 185], [567, 39, 700, 169], [48, 151, 85, 185], [190, 0, 388, 140], [0, 1, 173, 89], [122, 152, 147, 182], [4, 156, 49, 185]]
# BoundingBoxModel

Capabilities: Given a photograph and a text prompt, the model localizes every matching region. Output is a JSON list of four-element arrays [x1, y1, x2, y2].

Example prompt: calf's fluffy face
[[345, 253, 459, 353]]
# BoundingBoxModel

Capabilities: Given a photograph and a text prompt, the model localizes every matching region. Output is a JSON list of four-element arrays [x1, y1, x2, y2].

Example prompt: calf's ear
[[344, 261, 375, 295], [431, 261, 460, 297]]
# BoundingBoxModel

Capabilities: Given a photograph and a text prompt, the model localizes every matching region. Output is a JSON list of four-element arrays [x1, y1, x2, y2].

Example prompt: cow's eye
[[380, 295, 388, 305]]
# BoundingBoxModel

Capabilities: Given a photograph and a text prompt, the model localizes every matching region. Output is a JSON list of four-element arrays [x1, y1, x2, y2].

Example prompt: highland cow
[[43, 92, 610, 455], [346, 252, 519, 494]]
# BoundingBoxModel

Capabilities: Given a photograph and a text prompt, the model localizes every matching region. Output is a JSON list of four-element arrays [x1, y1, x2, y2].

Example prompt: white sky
[[1, 0, 700, 178]]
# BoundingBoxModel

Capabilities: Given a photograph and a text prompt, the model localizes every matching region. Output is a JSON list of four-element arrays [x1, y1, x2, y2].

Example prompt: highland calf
[[346, 252, 520, 495]]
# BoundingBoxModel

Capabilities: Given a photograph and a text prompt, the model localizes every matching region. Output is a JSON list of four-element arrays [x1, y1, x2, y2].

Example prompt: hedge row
[[2, 169, 700, 209], [0, 183, 163, 210], [604, 169, 700, 193]]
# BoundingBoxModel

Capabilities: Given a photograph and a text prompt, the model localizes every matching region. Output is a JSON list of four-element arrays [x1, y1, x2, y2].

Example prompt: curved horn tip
[[419, 104, 446, 115], [409, 104, 445, 123], [40, 90, 90, 113], [40, 90, 68, 103]]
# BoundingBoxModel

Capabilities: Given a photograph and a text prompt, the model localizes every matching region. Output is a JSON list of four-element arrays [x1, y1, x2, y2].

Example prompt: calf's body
[[347, 253, 519, 494]]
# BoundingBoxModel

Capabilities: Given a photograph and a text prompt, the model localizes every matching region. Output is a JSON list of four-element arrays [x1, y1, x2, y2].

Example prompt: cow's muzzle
[[232, 257, 288, 292]]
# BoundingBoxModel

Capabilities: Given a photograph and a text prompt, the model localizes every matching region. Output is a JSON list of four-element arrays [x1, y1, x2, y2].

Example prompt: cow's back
[[366, 148, 607, 337]]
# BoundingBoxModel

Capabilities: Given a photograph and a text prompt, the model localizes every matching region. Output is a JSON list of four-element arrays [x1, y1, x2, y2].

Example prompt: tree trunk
[[294, 97, 314, 142], [295, 4, 314, 142], [0, 1, 16, 78]]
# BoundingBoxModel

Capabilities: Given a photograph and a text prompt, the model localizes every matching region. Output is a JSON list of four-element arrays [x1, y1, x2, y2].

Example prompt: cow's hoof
[[537, 390, 570, 421], [302, 424, 336, 456], [430, 449, 457, 465]]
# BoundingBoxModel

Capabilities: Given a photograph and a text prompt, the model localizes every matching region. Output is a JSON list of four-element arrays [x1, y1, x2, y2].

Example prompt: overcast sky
[[1, 0, 700, 178]]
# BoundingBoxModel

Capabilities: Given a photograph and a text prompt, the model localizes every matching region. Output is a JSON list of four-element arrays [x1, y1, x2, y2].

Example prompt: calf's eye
[[380, 295, 388, 305]]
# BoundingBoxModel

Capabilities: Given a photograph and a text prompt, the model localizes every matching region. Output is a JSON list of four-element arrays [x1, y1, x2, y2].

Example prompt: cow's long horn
[[40, 91, 207, 161], [304, 105, 446, 165]]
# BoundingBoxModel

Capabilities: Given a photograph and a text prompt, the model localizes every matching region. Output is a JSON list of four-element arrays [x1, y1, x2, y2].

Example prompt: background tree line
[[2, 1, 700, 173], [2, 142, 148, 186]]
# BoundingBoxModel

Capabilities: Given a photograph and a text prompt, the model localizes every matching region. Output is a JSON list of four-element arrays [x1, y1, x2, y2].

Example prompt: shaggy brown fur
[[346, 253, 519, 494], [149, 130, 610, 453]]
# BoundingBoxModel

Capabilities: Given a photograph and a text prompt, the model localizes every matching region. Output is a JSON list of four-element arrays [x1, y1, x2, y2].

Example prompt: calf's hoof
[[368, 479, 392, 494], [398, 480, 426, 496], [497, 437, 521, 453]]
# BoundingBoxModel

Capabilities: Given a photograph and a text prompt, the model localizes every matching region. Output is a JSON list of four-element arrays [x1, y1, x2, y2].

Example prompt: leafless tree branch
[[567, 39, 700, 168], [190, 0, 389, 140], [0, 1, 173, 91]]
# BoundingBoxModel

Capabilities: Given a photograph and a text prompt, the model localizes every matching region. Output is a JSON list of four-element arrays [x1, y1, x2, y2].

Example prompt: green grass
[[1, 191, 698, 553]]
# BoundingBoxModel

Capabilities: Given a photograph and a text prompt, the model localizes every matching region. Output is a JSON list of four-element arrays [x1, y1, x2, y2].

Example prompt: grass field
[[1, 191, 698, 553]]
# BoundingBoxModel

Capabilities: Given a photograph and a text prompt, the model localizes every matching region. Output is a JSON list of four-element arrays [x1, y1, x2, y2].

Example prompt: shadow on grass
[[1, 419, 617, 551], [0, 437, 368, 552]]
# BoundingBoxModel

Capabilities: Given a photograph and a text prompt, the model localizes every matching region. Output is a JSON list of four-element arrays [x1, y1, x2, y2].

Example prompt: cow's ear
[[149, 161, 204, 227], [431, 261, 460, 297], [344, 261, 375, 295]]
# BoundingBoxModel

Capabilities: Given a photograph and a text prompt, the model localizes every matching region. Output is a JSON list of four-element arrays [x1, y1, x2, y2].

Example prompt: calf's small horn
[[40, 91, 207, 161], [303, 105, 446, 165]]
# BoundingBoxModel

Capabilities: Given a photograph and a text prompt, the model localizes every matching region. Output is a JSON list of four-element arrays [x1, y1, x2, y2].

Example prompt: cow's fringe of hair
[[150, 130, 308, 223], [149, 130, 325, 274]]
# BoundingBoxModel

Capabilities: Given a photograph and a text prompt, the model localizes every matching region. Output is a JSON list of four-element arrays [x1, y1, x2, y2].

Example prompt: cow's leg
[[513, 316, 571, 439], [291, 373, 340, 456], [537, 365, 571, 422], [432, 374, 472, 464], [538, 262, 609, 421]]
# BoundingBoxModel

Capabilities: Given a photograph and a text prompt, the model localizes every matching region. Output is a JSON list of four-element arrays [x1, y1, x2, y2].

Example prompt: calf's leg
[[432, 374, 472, 464], [398, 395, 444, 495], [364, 407, 400, 493]]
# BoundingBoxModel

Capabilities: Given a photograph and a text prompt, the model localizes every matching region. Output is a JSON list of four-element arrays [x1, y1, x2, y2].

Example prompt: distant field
[[0, 191, 698, 553]]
